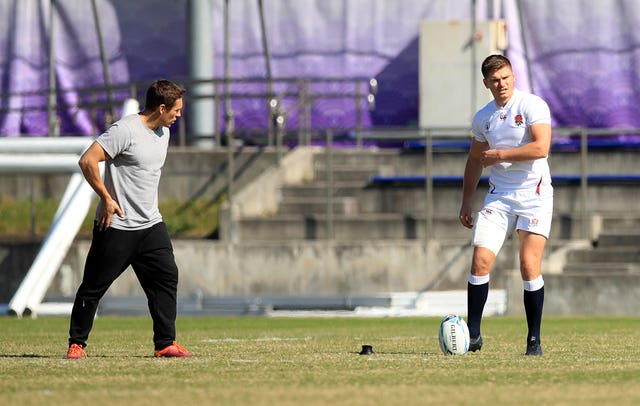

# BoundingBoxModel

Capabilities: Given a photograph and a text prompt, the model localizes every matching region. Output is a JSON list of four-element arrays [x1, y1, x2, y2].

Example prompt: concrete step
[[544, 272, 640, 315], [598, 216, 640, 230], [281, 182, 366, 199], [278, 197, 359, 215], [312, 149, 401, 167], [361, 181, 640, 214], [358, 186, 485, 214], [232, 211, 578, 242], [563, 262, 640, 274], [596, 231, 640, 248], [235, 214, 472, 241], [565, 247, 640, 263], [313, 165, 378, 182]]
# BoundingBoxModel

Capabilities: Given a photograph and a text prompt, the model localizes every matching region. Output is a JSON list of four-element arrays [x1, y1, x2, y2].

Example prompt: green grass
[[0, 198, 221, 239], [1, 316, 639, 405], [0, 198, 65, 238]]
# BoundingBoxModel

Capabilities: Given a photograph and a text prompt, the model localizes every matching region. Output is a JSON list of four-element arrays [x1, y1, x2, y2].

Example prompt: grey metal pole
[[424, 128, 434, 242], [257, 0, 276, 146], [224, 0, 236, 242], [224, 0, 234, 139], [90, 0, 116, 124], [470, 0, 477, 123], [355, 81, 362, 149], [580, 128, 588, 239], [326, 129, 334, 240], [47, 0, 57, 137], [187, 0, 216, 147]]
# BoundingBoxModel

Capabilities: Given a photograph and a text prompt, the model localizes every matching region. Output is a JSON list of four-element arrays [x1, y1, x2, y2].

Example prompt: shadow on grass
[[351, 351, 437, 356], [0, 354, 159, 359]]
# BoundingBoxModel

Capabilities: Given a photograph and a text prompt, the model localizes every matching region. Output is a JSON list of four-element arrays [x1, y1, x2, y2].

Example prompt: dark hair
[[481, 55, 512, 78], [144, 79, 186, 110]]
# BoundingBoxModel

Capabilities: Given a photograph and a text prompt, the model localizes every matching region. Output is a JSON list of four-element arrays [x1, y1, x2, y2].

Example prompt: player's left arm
[[480, 122, 551, 167]]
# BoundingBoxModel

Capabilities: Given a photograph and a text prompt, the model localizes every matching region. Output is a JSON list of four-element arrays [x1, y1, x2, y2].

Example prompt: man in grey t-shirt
[[66, 80, 192, 359]]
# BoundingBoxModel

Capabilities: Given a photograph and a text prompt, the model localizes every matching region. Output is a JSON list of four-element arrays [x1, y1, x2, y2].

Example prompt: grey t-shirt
[[95, 113, 170, 230]]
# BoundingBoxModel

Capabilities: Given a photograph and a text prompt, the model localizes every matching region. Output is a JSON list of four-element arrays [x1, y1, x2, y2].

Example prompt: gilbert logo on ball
[[438, 314, 470, 355]]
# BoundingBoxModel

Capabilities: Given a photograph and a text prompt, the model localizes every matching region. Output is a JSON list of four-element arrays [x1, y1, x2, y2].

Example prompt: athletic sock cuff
[[468, 273, 490, 285], [523, 275, 544, 292]]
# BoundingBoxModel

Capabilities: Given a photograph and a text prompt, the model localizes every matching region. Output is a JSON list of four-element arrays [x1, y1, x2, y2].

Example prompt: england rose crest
[[514, 114, 524, 126]]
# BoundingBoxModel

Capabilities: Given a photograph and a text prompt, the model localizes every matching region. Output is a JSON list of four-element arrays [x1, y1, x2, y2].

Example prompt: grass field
[[1, 316, 639, 405]]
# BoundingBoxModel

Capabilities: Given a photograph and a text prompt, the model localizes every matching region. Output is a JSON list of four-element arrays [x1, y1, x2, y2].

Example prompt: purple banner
[[2, 0, 640, 138]]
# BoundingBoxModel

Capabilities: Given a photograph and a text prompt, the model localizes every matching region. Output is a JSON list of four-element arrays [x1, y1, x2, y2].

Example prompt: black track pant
[[68, 222, 178, 351]]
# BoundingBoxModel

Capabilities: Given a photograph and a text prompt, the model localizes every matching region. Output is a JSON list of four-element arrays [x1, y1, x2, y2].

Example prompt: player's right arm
[[459, 139, 488, 229], [78, 141, 124, 230]]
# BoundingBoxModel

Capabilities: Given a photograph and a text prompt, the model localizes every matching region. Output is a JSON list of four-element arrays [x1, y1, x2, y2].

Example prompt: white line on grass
[[202, 336, 313, 343]]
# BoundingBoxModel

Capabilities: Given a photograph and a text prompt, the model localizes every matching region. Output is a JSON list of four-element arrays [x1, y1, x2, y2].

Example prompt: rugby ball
[[438, 314, 470, 355]]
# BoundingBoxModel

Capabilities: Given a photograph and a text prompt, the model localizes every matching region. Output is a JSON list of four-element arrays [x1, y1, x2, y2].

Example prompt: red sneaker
[[66, 343, 87, 359], [154, 341, 192, 357]]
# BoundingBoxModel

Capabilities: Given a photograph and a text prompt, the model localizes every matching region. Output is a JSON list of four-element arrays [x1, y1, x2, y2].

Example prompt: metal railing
[[0, 77, 378, 147], [3, 80, 639, 243], [219, 126, 640, 243]]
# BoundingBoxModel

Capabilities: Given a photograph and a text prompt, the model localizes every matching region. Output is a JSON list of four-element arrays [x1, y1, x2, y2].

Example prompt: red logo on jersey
[[514, 114, 524, 126]]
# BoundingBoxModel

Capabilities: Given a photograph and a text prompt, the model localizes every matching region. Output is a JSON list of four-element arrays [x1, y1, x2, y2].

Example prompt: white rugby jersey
[[471, 88, 552, 195]]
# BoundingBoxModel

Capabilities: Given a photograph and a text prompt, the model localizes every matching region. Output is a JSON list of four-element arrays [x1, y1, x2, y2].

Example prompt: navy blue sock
[[467, 281, 489, 339], [523, 286, 544, 341]]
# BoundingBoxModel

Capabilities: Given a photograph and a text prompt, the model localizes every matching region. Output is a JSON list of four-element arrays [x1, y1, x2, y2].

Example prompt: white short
[[471, 191, 553, 255]]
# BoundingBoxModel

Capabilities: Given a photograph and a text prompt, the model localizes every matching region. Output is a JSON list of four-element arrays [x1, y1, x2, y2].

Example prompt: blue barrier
[[403, 138, 640, 152], [370, 174, 640, 186]]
